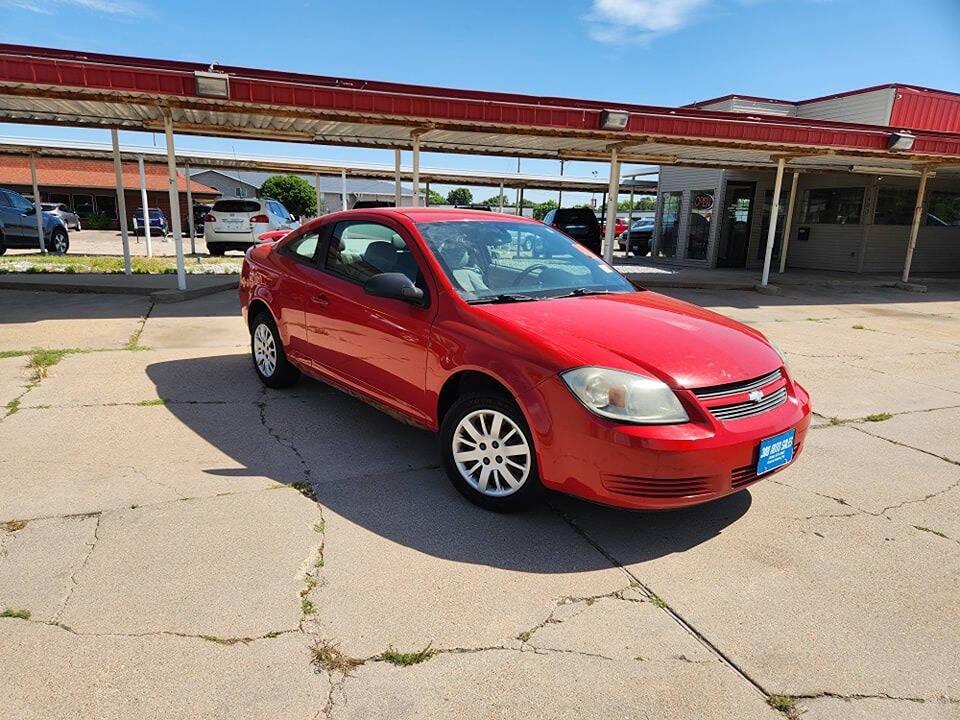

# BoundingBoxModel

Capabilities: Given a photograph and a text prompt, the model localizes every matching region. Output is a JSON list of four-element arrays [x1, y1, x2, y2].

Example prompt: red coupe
[[239, 208, 810, 511]]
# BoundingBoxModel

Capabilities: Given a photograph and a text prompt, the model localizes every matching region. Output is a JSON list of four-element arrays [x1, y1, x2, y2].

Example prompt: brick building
[[0, 155, 219, 229]]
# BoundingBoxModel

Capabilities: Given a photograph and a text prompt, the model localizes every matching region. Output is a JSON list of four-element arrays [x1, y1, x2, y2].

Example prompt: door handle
[[311, 294, 328, 307]]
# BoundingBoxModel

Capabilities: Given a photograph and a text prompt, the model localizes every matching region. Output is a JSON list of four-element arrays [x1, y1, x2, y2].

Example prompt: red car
[[239, 208, 810, 512]]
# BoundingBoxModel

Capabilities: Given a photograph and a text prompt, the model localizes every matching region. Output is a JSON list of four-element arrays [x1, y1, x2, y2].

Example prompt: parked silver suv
[[0, 187, 69, 254]]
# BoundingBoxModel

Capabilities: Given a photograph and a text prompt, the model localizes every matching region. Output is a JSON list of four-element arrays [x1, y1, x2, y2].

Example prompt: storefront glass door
[[717, 183, 754, 268]]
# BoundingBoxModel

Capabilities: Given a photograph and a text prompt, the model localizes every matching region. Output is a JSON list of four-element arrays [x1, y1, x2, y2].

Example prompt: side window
[[284, 230, 321, 263], [274, 201, 291, 219], [0, 190, 11, 208], [326, 221, 421, 285], [542, 209, 556, 224]]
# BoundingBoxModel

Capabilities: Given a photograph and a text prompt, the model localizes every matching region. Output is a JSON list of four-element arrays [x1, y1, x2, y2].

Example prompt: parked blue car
[[0, 186, 70, 254], [132, 207, 168, 237]]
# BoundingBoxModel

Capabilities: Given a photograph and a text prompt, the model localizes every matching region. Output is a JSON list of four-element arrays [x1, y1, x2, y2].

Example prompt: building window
[[685, 190, 713, 260], [96, 195, 118, 220], [874, 187, 916, 225], [657, 192, 682, 258], [47, 193, 70, 206], [926, 191, 960, 226], [72, 194, 96, 218], [799, 187, 864, 225]]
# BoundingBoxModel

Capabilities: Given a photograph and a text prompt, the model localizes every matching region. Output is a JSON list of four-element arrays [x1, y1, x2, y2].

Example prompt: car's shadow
[[146, 353, 751, 573]]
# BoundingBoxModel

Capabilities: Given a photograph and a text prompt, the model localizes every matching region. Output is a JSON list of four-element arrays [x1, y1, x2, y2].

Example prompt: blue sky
[[1, 0, 958, 203]]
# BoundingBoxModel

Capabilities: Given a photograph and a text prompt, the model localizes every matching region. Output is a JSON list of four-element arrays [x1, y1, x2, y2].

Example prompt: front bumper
[[517, 373, 811, 510]]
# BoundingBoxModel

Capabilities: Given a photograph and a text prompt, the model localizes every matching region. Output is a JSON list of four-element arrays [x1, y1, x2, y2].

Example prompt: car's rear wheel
[[440, 394, 541, 511], [250, 312, 299, 388], [49, 227, 69, 254], [208, 243, 225, 256], [0, 231, 6, 256]]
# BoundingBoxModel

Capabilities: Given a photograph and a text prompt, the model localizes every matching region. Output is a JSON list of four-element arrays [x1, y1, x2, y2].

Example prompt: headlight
[[768, 339, 790, 374], [561, 367, 689, 424]]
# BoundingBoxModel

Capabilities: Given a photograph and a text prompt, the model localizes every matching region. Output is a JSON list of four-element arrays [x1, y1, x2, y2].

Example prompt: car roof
[[379, 207, 541, 223]]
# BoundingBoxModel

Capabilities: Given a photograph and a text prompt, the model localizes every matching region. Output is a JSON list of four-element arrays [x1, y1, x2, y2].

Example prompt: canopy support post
[[28, 153, 46, 253], [138, 156, 152, 257], [184, 161, 195, 255], [394, 149, 402, 207], [412, 136, 421, 207], [778, 171, 800, 274], [315, 174, 322, 216], [110, 129, 131, 274], [902, 166, 930, 284], [163, 115, 186, 291], [761, 157, 786, 286], [340, 168, 348, 210], [603, 146, 620, 263], [498, 182, 504, 213]]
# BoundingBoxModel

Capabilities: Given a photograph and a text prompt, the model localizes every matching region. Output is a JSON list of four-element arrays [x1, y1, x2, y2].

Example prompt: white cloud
[[588, 0, 711, 44], [0, 0, 143, 14]]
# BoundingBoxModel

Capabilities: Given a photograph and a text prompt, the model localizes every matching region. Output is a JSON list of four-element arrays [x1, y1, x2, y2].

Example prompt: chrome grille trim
[[692, 369, 782, 400], [709, 387, 788, 421]]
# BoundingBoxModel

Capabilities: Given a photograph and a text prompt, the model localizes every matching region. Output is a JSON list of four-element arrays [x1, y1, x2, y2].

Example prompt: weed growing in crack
[[263, 631, 283, 639], [1, 520, 26, 532], [301, 598, 316, 615], [136, 398, 166, 407], [201, 635, 244, 646], [648, 594, 667, 609], [26, 348, 79, 382], [379, 644, 435, 666], [767, 694, 799, 718], [829, 417, 846, 426], [313, 521, 324, 533], [852, 324, 865, 330], [304, 576, 318, 589], [864, 412, 892, 422], [517, 630, 533, 643], [5, 397, 20, 416], [1, 608, 31, 620], [311, 640, 363, 675]]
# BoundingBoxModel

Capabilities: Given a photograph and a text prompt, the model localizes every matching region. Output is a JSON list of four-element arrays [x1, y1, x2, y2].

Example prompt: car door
[[304, 218, 437, 424], [269, 226, 326, 369], [3, 190, 34, 242]]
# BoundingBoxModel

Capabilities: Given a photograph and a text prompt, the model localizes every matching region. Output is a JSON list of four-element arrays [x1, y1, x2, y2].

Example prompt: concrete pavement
[[1, 282, 959, 719]]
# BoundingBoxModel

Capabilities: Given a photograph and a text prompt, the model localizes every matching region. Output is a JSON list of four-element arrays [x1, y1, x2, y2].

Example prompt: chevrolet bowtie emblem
[[749, 390, 764, 403]]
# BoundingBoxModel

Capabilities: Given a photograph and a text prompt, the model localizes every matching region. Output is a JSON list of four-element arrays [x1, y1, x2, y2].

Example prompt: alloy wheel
[[452, 409, 531, 497], [253, 323, 277, 377]]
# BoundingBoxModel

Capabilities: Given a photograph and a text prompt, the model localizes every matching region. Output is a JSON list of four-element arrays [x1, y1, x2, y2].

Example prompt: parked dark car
[[541, 207, 602, 255], [132, 207, 168, 237], [352, 200, 394, 209], [618, 219, 655, 256], [0, 187, 69, 254], [184, 203, 211, 235]]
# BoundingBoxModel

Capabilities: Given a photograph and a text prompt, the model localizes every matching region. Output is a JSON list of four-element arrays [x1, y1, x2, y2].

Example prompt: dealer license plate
[[757, 429, 795, 475]]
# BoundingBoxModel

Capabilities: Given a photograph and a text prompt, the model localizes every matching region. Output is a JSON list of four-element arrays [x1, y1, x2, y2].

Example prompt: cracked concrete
[[3, 284, 960, 718]]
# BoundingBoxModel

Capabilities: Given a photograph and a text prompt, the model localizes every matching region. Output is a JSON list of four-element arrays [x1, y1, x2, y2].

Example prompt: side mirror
[[23, 207, 36, 216], [364, 272, 425, 306]]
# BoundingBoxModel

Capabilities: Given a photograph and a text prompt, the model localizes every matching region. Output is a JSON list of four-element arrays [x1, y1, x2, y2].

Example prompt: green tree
[[259, 175, 317, 218], [422, 187, 446, 206], [446, 187, 473, 205], [481, 194, 510, 207], [533, 199, 558, 220], [617, 197, 657, 212]]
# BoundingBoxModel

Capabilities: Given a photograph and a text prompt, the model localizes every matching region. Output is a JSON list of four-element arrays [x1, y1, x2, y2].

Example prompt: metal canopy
[[1, 44, 958, 177], [0, 136, 654, 194]]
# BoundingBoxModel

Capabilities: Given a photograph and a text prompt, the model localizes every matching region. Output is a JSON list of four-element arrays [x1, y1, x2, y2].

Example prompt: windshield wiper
[[550, 287, 614, 298], [468, 293, 539, 305]]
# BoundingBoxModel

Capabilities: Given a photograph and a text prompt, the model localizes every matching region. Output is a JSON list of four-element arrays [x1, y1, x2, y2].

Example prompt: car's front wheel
[[250, 312, 299, 388], [207, 243, 225, 256], [440, 394, 541, 511], [49, 227, 69, 254]]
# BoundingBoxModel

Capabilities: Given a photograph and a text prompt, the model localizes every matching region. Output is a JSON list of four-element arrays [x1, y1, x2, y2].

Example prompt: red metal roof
[[0, 155, 219, 194], [0, 44, 959, 170], [890, 86, 960, 134]]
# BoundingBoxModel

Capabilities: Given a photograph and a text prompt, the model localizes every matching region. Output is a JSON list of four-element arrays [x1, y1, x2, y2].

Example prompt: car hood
[[472, 291, 781, 389]]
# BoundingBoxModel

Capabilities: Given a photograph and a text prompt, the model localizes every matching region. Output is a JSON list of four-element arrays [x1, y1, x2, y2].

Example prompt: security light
[[887, 132, 916, 151], [600, 110, 630, 131], [194, 71, 230, 99]]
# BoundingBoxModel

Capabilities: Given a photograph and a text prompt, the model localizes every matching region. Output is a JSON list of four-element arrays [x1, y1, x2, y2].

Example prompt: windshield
[[416, 219, 634, 303]]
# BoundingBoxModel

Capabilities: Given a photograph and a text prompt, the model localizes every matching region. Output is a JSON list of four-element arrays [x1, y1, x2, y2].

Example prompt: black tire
[[208, 243, 225, 256], [250, 311, 299, 388], [439, 393, 542, 512], [49, 227, 69, 254], [0, 231, 6, 256]]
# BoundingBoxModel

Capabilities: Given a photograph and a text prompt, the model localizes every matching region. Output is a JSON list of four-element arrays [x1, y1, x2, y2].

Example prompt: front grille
[[692, 369, 782, 400], [709, 387, 788, 421], [601, 475, 712, 498]]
